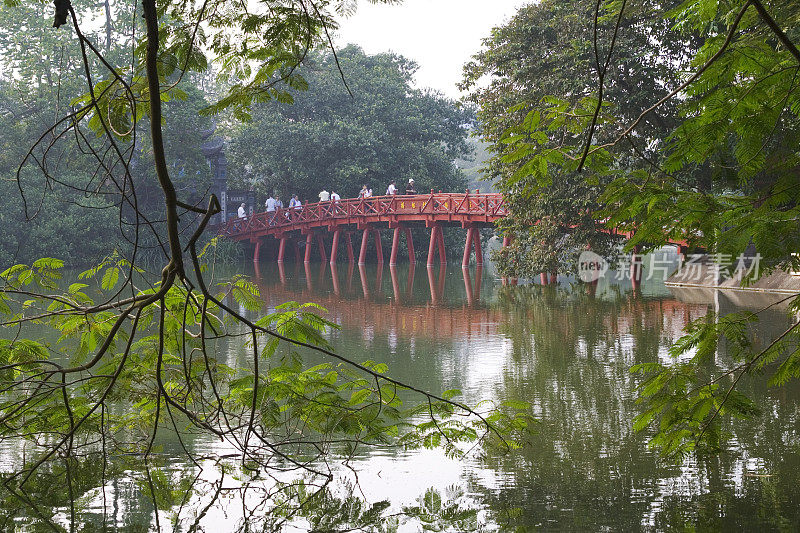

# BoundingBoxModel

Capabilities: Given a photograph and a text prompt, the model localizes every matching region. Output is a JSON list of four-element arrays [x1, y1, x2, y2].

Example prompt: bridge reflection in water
[[252, 262, 711, 344], [254, 262, 499, 340]]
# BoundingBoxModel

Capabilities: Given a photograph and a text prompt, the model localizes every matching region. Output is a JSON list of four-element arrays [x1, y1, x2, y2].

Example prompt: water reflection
[[248, 262, 800, 530], [3, 261, 800, 530]]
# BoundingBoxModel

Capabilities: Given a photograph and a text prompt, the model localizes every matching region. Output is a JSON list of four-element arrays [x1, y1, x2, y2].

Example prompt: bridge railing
[[219, 192, 507, 238]]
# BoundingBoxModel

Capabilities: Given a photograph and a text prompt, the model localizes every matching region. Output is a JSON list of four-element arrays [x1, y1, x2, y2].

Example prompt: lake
[[2, 256, 799, 531]]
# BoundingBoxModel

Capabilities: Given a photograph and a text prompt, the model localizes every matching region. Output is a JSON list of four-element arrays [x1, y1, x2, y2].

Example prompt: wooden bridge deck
[[219, 192, 507, 267]]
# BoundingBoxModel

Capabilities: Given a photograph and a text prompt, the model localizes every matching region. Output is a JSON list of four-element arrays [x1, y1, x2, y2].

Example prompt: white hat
[[409, 178, 414, 183]]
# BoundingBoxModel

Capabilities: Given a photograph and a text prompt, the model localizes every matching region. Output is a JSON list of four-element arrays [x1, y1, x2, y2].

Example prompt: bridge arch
[[220, 191, 508, 268]]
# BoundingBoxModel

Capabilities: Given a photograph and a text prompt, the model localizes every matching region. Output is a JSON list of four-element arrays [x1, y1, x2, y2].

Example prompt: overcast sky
[[333, 0, 526, 99]]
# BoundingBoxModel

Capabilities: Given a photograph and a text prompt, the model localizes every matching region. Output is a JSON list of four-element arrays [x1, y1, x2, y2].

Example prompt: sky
[[333, 0, 527, 99]]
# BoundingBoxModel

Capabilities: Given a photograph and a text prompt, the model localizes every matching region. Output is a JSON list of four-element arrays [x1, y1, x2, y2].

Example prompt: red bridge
[[219, 191, 508, 268]]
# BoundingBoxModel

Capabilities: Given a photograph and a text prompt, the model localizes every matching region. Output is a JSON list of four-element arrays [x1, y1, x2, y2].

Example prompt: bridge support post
[[427, 226, 439, 267], [345, 231, 354, 263], [390, 227, 402, 266], [277, 236, 287, 263], [304, 233, 313, 263], [374, 229, 384, 264], [473, 229, 483, 266], [462, 227, 474, 268], [330, 229, 340, 265], [540, 273, 548, 285], [549, 272, 557, 284], [294, 241, 301, 263], [253, 239, 262, 263], [359, 227, 370, 265], [437, 227, 446, 266], [405, 227, 415, 264], [427, 225, 447, 266]]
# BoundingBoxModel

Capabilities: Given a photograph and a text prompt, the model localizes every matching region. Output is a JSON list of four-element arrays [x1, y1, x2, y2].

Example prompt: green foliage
[[467, 0, 800, 457], [0, 258, 535, 527], [0, 0, 535, 526], [462, 0, 693, 276], [227, 45, 471, 201]]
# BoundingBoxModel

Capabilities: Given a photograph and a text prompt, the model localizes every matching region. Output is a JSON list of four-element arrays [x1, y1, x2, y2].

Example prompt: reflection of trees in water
[[477, 284, 800, 530], [0, 452, 486, 531]]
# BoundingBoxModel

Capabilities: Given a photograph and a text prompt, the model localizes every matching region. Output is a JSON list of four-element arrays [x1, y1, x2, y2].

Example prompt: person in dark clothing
[[405, 178, 417, 195]]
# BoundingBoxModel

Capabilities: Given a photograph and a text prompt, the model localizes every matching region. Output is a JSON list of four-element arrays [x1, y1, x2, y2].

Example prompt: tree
[[461, 0, 695, 276], [478, 0, 800, 458], [0, 0, 531, 530], [227, 45, 471, 201]]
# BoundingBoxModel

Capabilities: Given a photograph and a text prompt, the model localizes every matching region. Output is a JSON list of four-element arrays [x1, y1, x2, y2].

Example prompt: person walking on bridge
[[405, 178, 416, 195], [386, 180, 397, 195], [318, 189, 330, 202]]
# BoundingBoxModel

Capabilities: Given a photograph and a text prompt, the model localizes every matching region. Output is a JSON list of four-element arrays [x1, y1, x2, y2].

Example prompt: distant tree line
[[226, 45, 471, 205], [0, 17, 470, 267]]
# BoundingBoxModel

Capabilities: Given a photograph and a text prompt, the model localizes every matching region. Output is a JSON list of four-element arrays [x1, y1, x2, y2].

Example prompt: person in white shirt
[[386, 181, 397, 195], [237, 203, 246, 218], [265, 195, 277, 212], [319, 189, 330, 202], [331, 190, 340, 202], [358, 185, 368, 198], [365, 188, 373, 198]]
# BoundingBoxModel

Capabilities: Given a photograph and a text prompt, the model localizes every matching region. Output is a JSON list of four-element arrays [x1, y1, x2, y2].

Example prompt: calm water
[[3, 256, 800, 531]]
